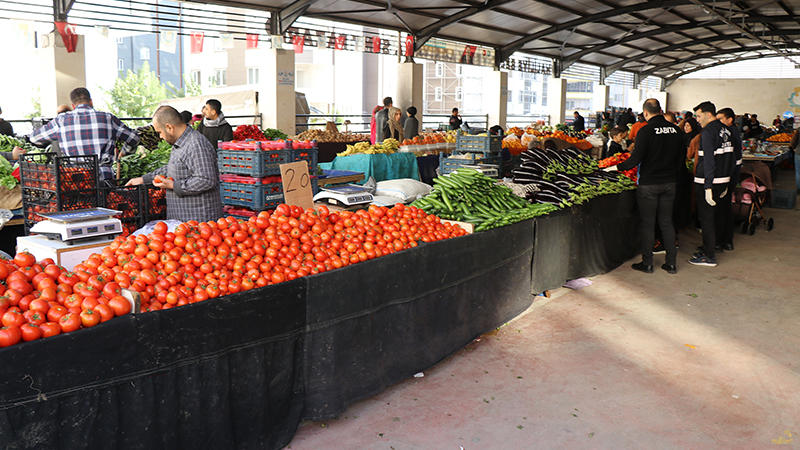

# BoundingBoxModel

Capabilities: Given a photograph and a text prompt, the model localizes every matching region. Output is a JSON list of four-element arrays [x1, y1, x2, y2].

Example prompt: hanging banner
[[95, 26, 109, 39], [246, 33, 259, 49], [12, 20, 35, 48], [353, 36, 365, 52], [190, 32, 204, 54], [460, 45, 476, 64], [317, 32, 328, 49], [54, 22, 79, 53], [292, 35, 305, 54], [372, 37, 382, 54], [404, 35, 414, 57], [271, 35, 283, 50], [160, 30, 177, 54], [219, 32, 234, 49], [334, 35, 346, 50], [415, 38, 494, 67]]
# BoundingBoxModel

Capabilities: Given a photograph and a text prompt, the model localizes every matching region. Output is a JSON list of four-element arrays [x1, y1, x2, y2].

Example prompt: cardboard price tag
[[280, 161, 314, 211]]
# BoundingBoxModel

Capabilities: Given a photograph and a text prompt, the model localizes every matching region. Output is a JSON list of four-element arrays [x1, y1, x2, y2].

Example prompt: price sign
[[280, 161, 314, 211]]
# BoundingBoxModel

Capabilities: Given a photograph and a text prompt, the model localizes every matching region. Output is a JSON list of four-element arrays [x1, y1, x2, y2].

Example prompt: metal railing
[[421, 114, 488, 132], [295, 114, 371, 134], [506, 114, 550, 128]]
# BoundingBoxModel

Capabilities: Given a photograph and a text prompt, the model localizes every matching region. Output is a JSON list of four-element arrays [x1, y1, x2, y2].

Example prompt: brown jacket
[[685, 134, 700, 175]]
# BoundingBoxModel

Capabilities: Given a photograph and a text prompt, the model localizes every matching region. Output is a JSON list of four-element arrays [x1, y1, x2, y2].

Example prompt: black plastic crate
[[19, 153, 99, 192], [21, 187, 99, 225], [100, 180, 145, 221], [119, 216, 145, 237], [145, 184, 167, 222]]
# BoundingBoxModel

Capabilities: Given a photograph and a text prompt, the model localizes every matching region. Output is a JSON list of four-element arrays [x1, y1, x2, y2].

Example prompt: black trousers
[[695, 184, 728, 259], [715, 187, 734, 247], [637, 183, 677, 266]]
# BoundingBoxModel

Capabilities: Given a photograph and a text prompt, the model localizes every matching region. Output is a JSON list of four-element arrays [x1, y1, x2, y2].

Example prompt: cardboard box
[[17, 235, 113, 271]]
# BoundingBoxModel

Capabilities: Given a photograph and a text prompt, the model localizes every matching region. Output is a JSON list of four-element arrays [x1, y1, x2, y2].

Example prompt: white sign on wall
[[277, 71, 294, 86]]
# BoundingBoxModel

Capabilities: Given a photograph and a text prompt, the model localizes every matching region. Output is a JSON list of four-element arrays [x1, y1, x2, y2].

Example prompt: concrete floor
[[284, 169, 800, 450]]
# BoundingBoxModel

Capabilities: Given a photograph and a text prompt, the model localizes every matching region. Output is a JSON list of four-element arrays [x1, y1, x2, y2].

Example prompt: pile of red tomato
[[0, 203, 466, 348], [0, 252, 132, 348]]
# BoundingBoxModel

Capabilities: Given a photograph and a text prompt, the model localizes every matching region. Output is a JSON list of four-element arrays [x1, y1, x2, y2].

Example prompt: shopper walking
[[370, 105, 383, 145], [715, 107, 743, 251], [375, 97, 392, 144], [608, 98, 685, 274], [690, 101, 736, 267], [403, 106, 419, 140], [572, 111, 585, 132]]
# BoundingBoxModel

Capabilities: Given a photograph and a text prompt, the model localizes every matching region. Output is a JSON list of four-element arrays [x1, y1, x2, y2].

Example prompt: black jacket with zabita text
[[616, 114, 686, 185]]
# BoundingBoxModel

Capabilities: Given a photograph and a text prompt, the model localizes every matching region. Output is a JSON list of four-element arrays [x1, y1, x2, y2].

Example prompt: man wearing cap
[[197, 99, 233, 147]]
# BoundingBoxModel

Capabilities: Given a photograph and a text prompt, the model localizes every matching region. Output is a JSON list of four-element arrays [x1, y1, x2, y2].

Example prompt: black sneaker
[[722, 243, 734, 251], [631, 262, 653, 273], [661, 263, 677, 274], [653, 241, 665, 255], [688, 253, 717, 267]]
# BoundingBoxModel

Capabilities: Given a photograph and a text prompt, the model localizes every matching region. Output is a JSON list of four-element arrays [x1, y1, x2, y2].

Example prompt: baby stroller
[[731, 162, 774, 235]]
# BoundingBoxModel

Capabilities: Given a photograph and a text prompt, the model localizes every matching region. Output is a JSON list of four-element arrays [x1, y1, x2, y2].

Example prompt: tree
[[101, 61, 201, 125], [25, 88, 42, 119]]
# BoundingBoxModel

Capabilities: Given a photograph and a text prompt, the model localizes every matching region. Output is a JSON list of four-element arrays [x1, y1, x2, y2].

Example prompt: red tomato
[[0, 263, 9, 281], [108, 296, 132, 316], [13, 252, 36, 268], [8, 279, 32, 296], [23, 310, 46, 326], [39, 322, 61, 338], [28, 299, 51, 314], [94, 304, 115, 323], [0, 325, 22, 347], [79, 309, 100, 328], [2, 310, 26, 327], [58, 313, 81, 333], [20, 323, 42, 342], [46, 305, 68, 323]]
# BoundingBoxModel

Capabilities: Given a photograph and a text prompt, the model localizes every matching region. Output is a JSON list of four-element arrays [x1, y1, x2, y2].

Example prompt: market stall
[[320, 152, 421, 183]]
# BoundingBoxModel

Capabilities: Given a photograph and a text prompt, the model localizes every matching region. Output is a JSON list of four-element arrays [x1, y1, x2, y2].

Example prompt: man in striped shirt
[[29, 87, 139, 179]]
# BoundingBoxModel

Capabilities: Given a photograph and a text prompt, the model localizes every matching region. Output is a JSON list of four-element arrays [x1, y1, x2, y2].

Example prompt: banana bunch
[[337, 139, 400, 157]]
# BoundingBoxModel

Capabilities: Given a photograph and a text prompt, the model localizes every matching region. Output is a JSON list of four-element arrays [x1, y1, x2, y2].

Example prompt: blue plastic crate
[[456, 134, 502, 154], [220, 181, 287, 211], [289, 147, 318, 172], [218, 149, 288, 177]]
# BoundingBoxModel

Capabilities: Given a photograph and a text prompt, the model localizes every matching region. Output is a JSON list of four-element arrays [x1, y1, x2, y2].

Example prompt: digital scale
[[29, 208, 123, 245], [313, 185, 374, 207]]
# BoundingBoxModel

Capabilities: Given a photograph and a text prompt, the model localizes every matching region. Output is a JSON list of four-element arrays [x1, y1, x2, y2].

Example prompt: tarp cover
[[302, 218, 534, 420], [532, 190, 640, 294], [0, 279, 306, 450]]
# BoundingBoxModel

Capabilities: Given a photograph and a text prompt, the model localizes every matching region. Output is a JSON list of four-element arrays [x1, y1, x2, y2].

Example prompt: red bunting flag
[[190, 32, 204, 54], [292, 35, 305, 54], [404, 35, 414, 57], [246, 34, 259, 49], [335, 35, 346, 50], [372, 37, 382, 53], [54, 22, 79, 53]]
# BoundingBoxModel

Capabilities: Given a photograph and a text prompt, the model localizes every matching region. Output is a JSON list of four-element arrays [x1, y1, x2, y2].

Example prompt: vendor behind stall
[[27, 88, 139, 179], [127, 106, 222, 223]]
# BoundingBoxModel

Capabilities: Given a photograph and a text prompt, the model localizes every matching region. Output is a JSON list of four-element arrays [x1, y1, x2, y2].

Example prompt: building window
[[507, 90, 513, 102], [247, 67, 259, 85], [213, 69, 227, 87], [435, 62, 444, 78], [117, 59, 124, 71], [116, 37, 124, 45], [434, 87, 442, 101], [140, 47, 150, 60], [455, 87, 463, 101], [190, 70, 201, 85], [456, 65, 463, 76], [532, 92, 537, 104]]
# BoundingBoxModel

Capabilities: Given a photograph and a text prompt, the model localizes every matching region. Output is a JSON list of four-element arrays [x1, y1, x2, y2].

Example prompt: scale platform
[[30, 207, 123, 245], [313, 185, 374, 207]]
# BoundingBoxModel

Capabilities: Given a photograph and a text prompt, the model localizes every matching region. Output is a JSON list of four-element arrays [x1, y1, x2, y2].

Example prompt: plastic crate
[[119, 216, 145, 236], [144, 184, 167, 222], [439, 153, 500, 176], [218, 149, 287, 177], [289, 147, 319, 171], [456, 134, 502, 154], [20, 153, 99, 192], [220, 182, 284, 211], [21, 187, 100, 225], [100, 182, 145, 221], [770, 189, 797, 209]]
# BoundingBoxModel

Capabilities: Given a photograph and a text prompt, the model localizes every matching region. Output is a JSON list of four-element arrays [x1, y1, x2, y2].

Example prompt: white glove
[[705, 189, 716, 206], [720, 188, 727, 198], [603, 165, 617, 172]]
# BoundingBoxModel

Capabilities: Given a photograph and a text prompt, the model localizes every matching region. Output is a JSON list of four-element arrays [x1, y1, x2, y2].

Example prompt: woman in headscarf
[[403, 106, 419, 140], [370, 105, 383, 145], [383, 106, 404, 141], [683, 118, 702, 175]]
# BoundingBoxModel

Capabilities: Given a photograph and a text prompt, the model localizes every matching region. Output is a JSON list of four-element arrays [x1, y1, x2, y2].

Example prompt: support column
[[628, 88, 642, 111], [593, 83, 609, 114], [547, 77, 567, 126], [261, 43, 296, 134], [395, 62, 424, 129], [650, 91, 668, 111], [39, 32, 86, 116], [482, 69, 508, 130]]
